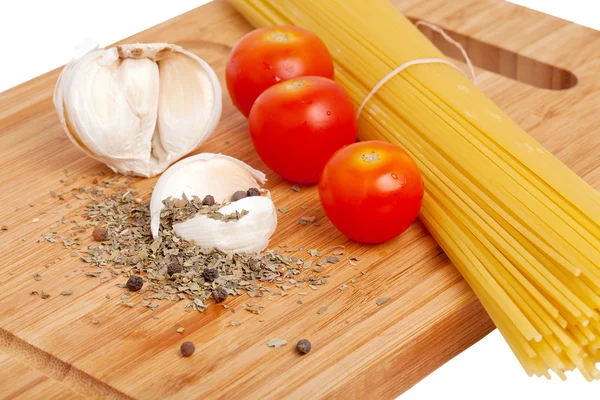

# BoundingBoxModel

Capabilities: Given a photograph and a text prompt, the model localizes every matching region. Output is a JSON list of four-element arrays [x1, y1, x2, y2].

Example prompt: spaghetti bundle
[[230, 0, 600, 380]]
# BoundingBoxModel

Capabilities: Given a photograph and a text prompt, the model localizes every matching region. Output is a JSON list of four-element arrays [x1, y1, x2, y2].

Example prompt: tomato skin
[[249, 76, 357, 184], [318, 141, 424, 243], [226, 25, 334, 117]]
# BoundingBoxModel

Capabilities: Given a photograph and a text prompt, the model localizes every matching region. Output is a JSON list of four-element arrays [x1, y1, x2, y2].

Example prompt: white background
[[1, 0, 599, 398]]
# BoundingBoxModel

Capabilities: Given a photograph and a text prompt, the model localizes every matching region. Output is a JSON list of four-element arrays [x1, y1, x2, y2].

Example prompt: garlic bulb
[[54, 43, 222, 177], [150, 153, 277, 253]]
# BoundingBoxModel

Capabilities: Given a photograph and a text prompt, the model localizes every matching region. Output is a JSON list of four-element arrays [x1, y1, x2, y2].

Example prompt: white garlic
[[53, 43, 222, 177], [150, 153, 277, 253]]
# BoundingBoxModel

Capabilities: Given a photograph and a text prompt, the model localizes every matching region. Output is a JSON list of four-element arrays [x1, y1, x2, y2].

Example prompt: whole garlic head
[[54, 43, 222, 177], [150, 153, 277, 253]]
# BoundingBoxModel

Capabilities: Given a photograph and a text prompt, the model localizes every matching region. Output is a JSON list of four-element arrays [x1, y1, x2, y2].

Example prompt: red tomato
[[248, 76, 357, 184], [226, 25, 334, 117], [318, 141, 424, 243]]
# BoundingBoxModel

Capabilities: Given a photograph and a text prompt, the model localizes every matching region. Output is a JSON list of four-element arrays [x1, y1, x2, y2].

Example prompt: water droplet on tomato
[[326, 111, 331, 116], [391, 173, 398, 179], [274, 76, 281, 82]]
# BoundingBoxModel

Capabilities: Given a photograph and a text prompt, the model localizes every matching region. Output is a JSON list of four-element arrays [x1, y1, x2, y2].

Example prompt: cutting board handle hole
[[410, 18, 578, 90]]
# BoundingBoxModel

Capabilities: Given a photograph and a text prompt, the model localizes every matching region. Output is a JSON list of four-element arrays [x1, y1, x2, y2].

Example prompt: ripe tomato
[[226, 25, 334, 117], [248, 76, 357, 184], [319, 141, 424, 243]]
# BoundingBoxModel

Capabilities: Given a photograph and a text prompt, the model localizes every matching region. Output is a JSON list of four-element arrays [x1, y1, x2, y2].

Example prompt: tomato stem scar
[[361, 152, 380, 163]]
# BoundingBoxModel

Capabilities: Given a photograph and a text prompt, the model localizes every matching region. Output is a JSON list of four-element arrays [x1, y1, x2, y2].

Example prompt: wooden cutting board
[[1, 0, 599, 398]]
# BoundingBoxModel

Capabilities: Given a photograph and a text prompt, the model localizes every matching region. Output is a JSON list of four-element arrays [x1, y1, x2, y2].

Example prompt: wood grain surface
[[0, 350, 82, 400], [0, 0, 599, 398]]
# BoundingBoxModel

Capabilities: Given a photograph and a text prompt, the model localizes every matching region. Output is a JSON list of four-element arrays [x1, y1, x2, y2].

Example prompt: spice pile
[[80, 186, 329, 312]]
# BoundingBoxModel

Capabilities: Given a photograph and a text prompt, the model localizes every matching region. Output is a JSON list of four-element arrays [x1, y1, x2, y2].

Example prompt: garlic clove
[[56, 49, 160, 174], [53, 43, 222, 177], [173, 196, 277, 253], [150, 153, 276, 253], [153, 48, 222, 169]]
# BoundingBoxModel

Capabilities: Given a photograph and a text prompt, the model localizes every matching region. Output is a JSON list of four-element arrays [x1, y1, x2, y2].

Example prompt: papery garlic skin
[[54, 43, 222, 177], [150, 153, 277, 253]]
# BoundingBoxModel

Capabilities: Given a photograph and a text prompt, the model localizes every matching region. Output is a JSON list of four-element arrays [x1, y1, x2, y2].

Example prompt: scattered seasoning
[[376, 297, 390, 306], [176, 327, 185, 333], [247, 188, 260, 197], [212, 287, 228, 303], [339, 284, 348, 291], [167, 262, 182, 276], [325, 256, 340, 264], [54, 185, 330, 313], [267, 338, 287, 349], [1, 225, 7, 230], [30, 203, 35, 207], [126, 276, 144, 292], [278, 208, 289, 214], [92, 319, 100, 324], [317, 306, 328, 314], [92, 226, 108, 241], [203, 268, 219, 282], [33, 273, 42, 281], [202, 195, 215, 206], [180, 341, 195, 357], [299, 216, 316, 225], [290, 185, 301, 192], [40, 291, 51, 299], [308, 249, 319, 257], [299, 205, 308, 209], [258, 318, 265, 323], [296, 339, 311, 355], [70, 251, 79, 257], [229, 321, 241, 327], [297, 300, 303, 305], [231, 190, 247, 202], [32, 218, 40, 223], [61, 289, 73, 296], [348, 256, 360, 266]]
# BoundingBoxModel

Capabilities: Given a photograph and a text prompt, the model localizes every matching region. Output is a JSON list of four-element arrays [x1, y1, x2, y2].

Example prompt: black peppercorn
[[202, 195, 215, 206], [247, 187, 261, 197], [92, 226, 108, 241], [126, 276, 143, 292], [203, 268, 219, 282], [296, 339, 311, 355], [231, 190, 247, 202], [167, 262, 182, 277], [180, 341, 195, 357], [212, 287, 228, 303]]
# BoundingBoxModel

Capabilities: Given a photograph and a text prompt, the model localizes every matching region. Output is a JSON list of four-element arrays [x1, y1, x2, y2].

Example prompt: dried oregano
[[78, 187, 318, 312]]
